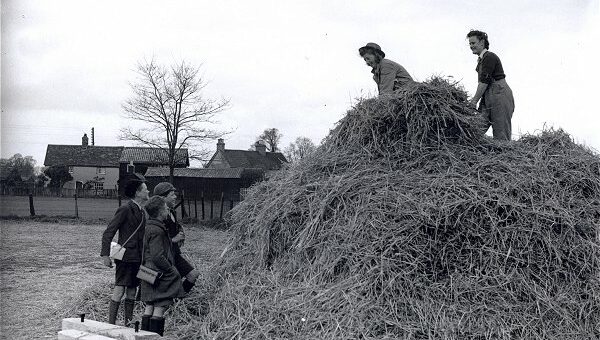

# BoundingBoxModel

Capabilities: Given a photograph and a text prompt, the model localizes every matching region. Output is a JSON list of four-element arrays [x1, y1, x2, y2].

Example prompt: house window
[[68, 166, 74, 174], [94, 182, 104, 191], [97, 167, 106, 175]]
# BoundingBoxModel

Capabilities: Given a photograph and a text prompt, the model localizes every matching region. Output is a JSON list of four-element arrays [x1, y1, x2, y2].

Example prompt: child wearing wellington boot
[[100, 174, 148, 326], [139, 196, 185, 336]]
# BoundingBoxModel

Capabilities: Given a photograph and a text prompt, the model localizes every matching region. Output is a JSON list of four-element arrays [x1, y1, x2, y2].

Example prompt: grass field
[[0, 220, 230, 339], [0, 195, 239, 221]]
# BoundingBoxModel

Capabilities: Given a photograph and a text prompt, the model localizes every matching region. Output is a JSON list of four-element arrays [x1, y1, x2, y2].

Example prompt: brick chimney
[[255, 140, 267, 156], [217, 138, 225, 152], [82, 133, 89, 147]]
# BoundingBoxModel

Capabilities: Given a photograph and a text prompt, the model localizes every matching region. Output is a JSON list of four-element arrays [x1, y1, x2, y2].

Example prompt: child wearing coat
[[139, 195, 185, 336]]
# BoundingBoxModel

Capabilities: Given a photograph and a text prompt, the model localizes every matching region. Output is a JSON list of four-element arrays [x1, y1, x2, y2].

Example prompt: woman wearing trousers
[[467, 30, 515, 141]]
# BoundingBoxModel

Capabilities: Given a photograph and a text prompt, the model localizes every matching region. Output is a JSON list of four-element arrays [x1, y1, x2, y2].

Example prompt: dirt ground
[[0, 220, 230, 339]]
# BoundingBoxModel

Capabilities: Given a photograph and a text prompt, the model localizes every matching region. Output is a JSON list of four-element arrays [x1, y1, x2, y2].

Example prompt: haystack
[[188, 79, 600, 339]]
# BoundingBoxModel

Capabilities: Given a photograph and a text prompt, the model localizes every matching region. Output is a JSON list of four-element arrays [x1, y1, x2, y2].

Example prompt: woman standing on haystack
[[139, 196, 185, 336], [467, 30, 515, 141], [359, 42, 413, 96]]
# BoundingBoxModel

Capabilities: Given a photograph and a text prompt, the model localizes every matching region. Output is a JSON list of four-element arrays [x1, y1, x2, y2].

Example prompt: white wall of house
[[206, 151, 229, 169], [63, 166, 119, 190]]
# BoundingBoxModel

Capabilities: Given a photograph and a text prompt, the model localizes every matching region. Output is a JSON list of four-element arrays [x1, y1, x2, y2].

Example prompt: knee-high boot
[[182, 279, 195, 293], [108, 300, 120, 325], [149, 316, 165, 336], [123, 299, 135, 326], [141, 315, 152, 331]]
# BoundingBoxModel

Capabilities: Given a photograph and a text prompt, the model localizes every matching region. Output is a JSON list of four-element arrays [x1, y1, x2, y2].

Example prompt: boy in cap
[[100, 173, 149, 326], [153, 182, 200, 292]]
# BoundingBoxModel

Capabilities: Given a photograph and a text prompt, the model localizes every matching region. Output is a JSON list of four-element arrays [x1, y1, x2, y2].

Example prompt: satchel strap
[[120, 205, 145, 248], [141, 219, 171, 264]]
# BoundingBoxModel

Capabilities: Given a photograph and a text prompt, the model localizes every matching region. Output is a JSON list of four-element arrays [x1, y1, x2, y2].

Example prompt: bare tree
[[284, 136, 317, 162], [121, 59, 229, 182], [258, 128, 282, 152]]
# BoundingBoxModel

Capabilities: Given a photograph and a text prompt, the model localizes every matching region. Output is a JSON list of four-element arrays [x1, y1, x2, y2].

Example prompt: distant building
[[119, 147, 189, 177], [206, 139, 287, 178], [43, 134, 123, 193], [43, 134, 189, 196], [144, 167, 264, 201], [145, 139, 287, 204]]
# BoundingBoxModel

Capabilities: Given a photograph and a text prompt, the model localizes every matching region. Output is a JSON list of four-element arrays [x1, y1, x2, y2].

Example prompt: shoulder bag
[[136, 224, 162, 285], [110, 212, 145, 261]]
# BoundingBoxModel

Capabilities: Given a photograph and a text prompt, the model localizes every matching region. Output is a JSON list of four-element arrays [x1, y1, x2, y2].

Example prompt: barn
[[144, 167, 265, 219]]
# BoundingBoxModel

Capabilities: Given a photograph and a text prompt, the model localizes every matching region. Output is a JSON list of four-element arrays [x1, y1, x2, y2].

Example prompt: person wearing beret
[[359, 42, 413, 96], [153, 182, 200, 293], [467, 30, 515, 141], [100, 173, 149, 326]]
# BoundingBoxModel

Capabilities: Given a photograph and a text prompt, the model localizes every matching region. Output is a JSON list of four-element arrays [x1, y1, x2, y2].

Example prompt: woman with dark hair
[[358, 42, 413, 95], [467, 30, 515, 141], [139, 195, 185, 336], [100, 173, 149, 326]]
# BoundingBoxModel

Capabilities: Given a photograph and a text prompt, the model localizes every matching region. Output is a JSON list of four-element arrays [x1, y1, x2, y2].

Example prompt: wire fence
[[1, 186, 119, 199], [0, 193, 240, 221]]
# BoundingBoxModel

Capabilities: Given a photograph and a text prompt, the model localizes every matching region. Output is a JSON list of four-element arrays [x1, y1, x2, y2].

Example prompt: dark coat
[[140, 218, 185, 303], [100, 200, 146, 262], [164, 210, 183, 254]]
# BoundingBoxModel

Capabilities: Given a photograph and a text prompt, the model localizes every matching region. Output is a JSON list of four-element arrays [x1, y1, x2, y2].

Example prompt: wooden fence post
[[29, 194, 35, 216], [74, 193, 79, 218], [210, 199, 213, 220], [194, 198, 198, 219], [187, 197, 191, 218], [219, 192, 225, 219], [201, 192, 205, 220], [180, 190, 187, 219]]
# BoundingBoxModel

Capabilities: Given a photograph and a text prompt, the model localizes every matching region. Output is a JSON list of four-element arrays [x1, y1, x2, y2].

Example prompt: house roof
[[145, 167, 246, 179], [219, 150, 287, 170], [119, 147, 189, 166], [44, 145, 124, 167]]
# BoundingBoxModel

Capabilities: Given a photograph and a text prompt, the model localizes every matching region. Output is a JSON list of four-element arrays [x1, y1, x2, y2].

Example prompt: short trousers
[[115, 260, 141, 287]]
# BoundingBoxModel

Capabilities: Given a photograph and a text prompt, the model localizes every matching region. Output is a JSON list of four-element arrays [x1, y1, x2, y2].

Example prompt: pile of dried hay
[[160, 78, 600, 339]]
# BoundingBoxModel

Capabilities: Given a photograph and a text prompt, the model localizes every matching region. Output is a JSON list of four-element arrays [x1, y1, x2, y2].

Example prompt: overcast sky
[[2, 0, 599, 167]]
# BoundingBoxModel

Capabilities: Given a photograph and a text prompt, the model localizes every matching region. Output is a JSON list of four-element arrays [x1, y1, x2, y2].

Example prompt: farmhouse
[[206, 139, 287, 176], [44, 134, 123, 195], [43, 134, 189, 196]]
